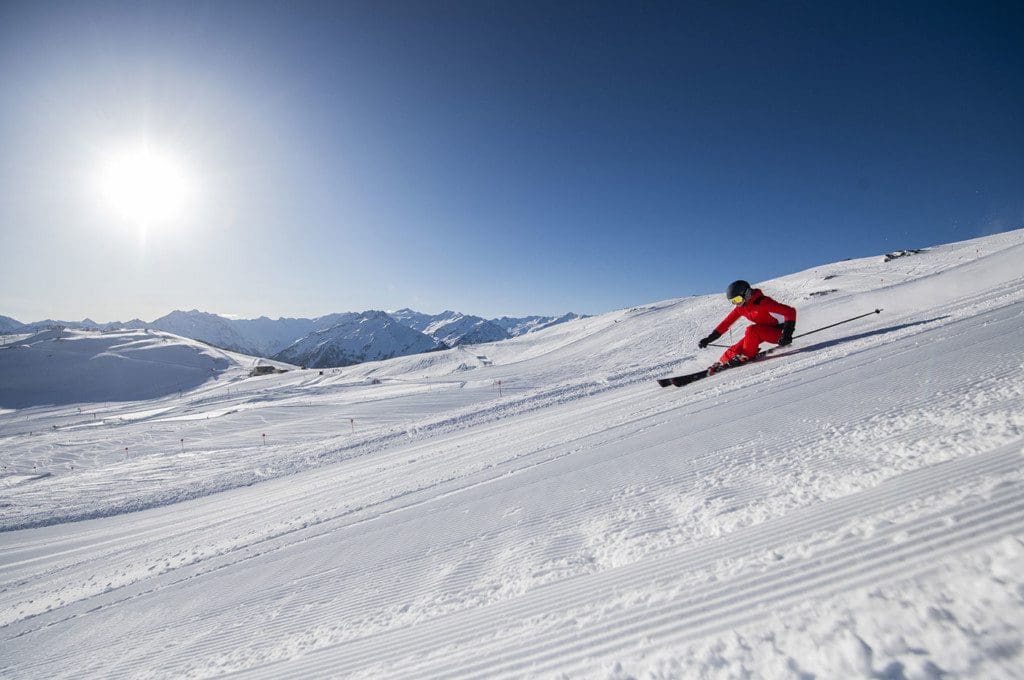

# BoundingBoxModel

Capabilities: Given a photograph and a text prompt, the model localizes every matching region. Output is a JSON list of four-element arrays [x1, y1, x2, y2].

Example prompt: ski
[[656, 349, 772, 387], [656, 369, 711, 388]]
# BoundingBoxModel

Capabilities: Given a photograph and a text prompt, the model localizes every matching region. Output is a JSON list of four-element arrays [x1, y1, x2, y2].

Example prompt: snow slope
[[1, 229, 1023, 678]]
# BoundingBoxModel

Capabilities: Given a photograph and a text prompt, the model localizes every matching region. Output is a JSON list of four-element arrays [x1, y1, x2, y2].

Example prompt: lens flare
[[97, 145, 192, 226]]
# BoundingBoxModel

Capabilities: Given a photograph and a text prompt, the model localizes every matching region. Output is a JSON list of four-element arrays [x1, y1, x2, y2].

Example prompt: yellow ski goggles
[[730, 294, 746, 305]]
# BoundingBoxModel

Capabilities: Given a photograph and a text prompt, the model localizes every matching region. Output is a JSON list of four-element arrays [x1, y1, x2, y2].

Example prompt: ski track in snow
[[1, 230, 1024, 678]]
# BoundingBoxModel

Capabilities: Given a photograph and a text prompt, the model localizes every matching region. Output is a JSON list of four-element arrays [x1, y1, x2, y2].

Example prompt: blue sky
[[1, 1, 1021, 322]]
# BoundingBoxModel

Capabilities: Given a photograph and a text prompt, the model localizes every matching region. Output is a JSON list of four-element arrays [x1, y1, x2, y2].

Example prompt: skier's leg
[[719, 339, 745, 364], [743, 324, 783, 355], [719, 324, 782, 363]]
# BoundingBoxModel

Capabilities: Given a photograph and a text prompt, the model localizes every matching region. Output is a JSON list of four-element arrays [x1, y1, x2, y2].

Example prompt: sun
[[96, 145, 193, 227]]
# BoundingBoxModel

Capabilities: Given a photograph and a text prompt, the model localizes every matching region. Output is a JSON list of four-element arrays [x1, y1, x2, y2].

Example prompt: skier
[[697, 280, 796, 374]]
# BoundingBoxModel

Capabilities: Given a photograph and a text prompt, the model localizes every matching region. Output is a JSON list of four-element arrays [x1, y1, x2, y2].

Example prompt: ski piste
[[657, 308, 883, 387]]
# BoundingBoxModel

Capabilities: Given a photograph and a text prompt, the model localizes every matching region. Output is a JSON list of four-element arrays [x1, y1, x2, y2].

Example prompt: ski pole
[[792, 308, 882, 340], [707, 308, 882, 348]]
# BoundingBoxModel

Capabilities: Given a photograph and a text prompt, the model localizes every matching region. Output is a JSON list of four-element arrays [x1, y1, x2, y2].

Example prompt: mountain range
[[0, 308, 584, 368]]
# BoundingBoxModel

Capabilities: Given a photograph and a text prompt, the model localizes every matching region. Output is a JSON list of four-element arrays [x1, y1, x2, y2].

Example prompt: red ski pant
[[720, 324, 783, 363]]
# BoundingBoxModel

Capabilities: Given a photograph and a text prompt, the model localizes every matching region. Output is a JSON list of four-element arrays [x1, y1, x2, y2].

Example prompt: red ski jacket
[[714, 289, 796, 335]]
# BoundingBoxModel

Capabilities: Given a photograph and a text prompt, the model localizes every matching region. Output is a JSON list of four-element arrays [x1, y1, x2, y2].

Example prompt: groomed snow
[[1, 229, 1023, 678]]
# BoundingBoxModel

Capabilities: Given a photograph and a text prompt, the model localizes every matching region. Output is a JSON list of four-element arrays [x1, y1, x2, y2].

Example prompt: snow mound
[[0, 329, 237, 408]]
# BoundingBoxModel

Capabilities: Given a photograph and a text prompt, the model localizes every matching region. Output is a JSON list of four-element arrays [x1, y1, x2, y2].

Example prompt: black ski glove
[[698, 330, 721, 349], [777, 320, 795, 346]]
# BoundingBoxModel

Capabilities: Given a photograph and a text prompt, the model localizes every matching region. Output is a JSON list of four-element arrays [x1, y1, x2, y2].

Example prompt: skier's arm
[[778, 320, 795, 345], [700, 308, 740, 349], [769, 300, 797, 345], [698, 330, 720, 349], [764, 299, 797, 325], [713, 307, 742, 336]]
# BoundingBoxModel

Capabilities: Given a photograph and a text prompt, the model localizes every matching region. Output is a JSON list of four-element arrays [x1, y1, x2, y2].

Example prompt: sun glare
[[97, 145, 193, 227]]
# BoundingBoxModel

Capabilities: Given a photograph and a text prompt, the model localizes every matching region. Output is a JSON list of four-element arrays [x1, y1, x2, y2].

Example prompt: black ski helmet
[[726, 280, 752, 303]]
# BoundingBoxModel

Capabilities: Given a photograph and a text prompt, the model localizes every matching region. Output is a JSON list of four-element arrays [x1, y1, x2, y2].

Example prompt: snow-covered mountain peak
[[3, 307, 586, 364], [150, 309, 254, 354], [423, 313, 509, 347], [272, 310, 442, 368]]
